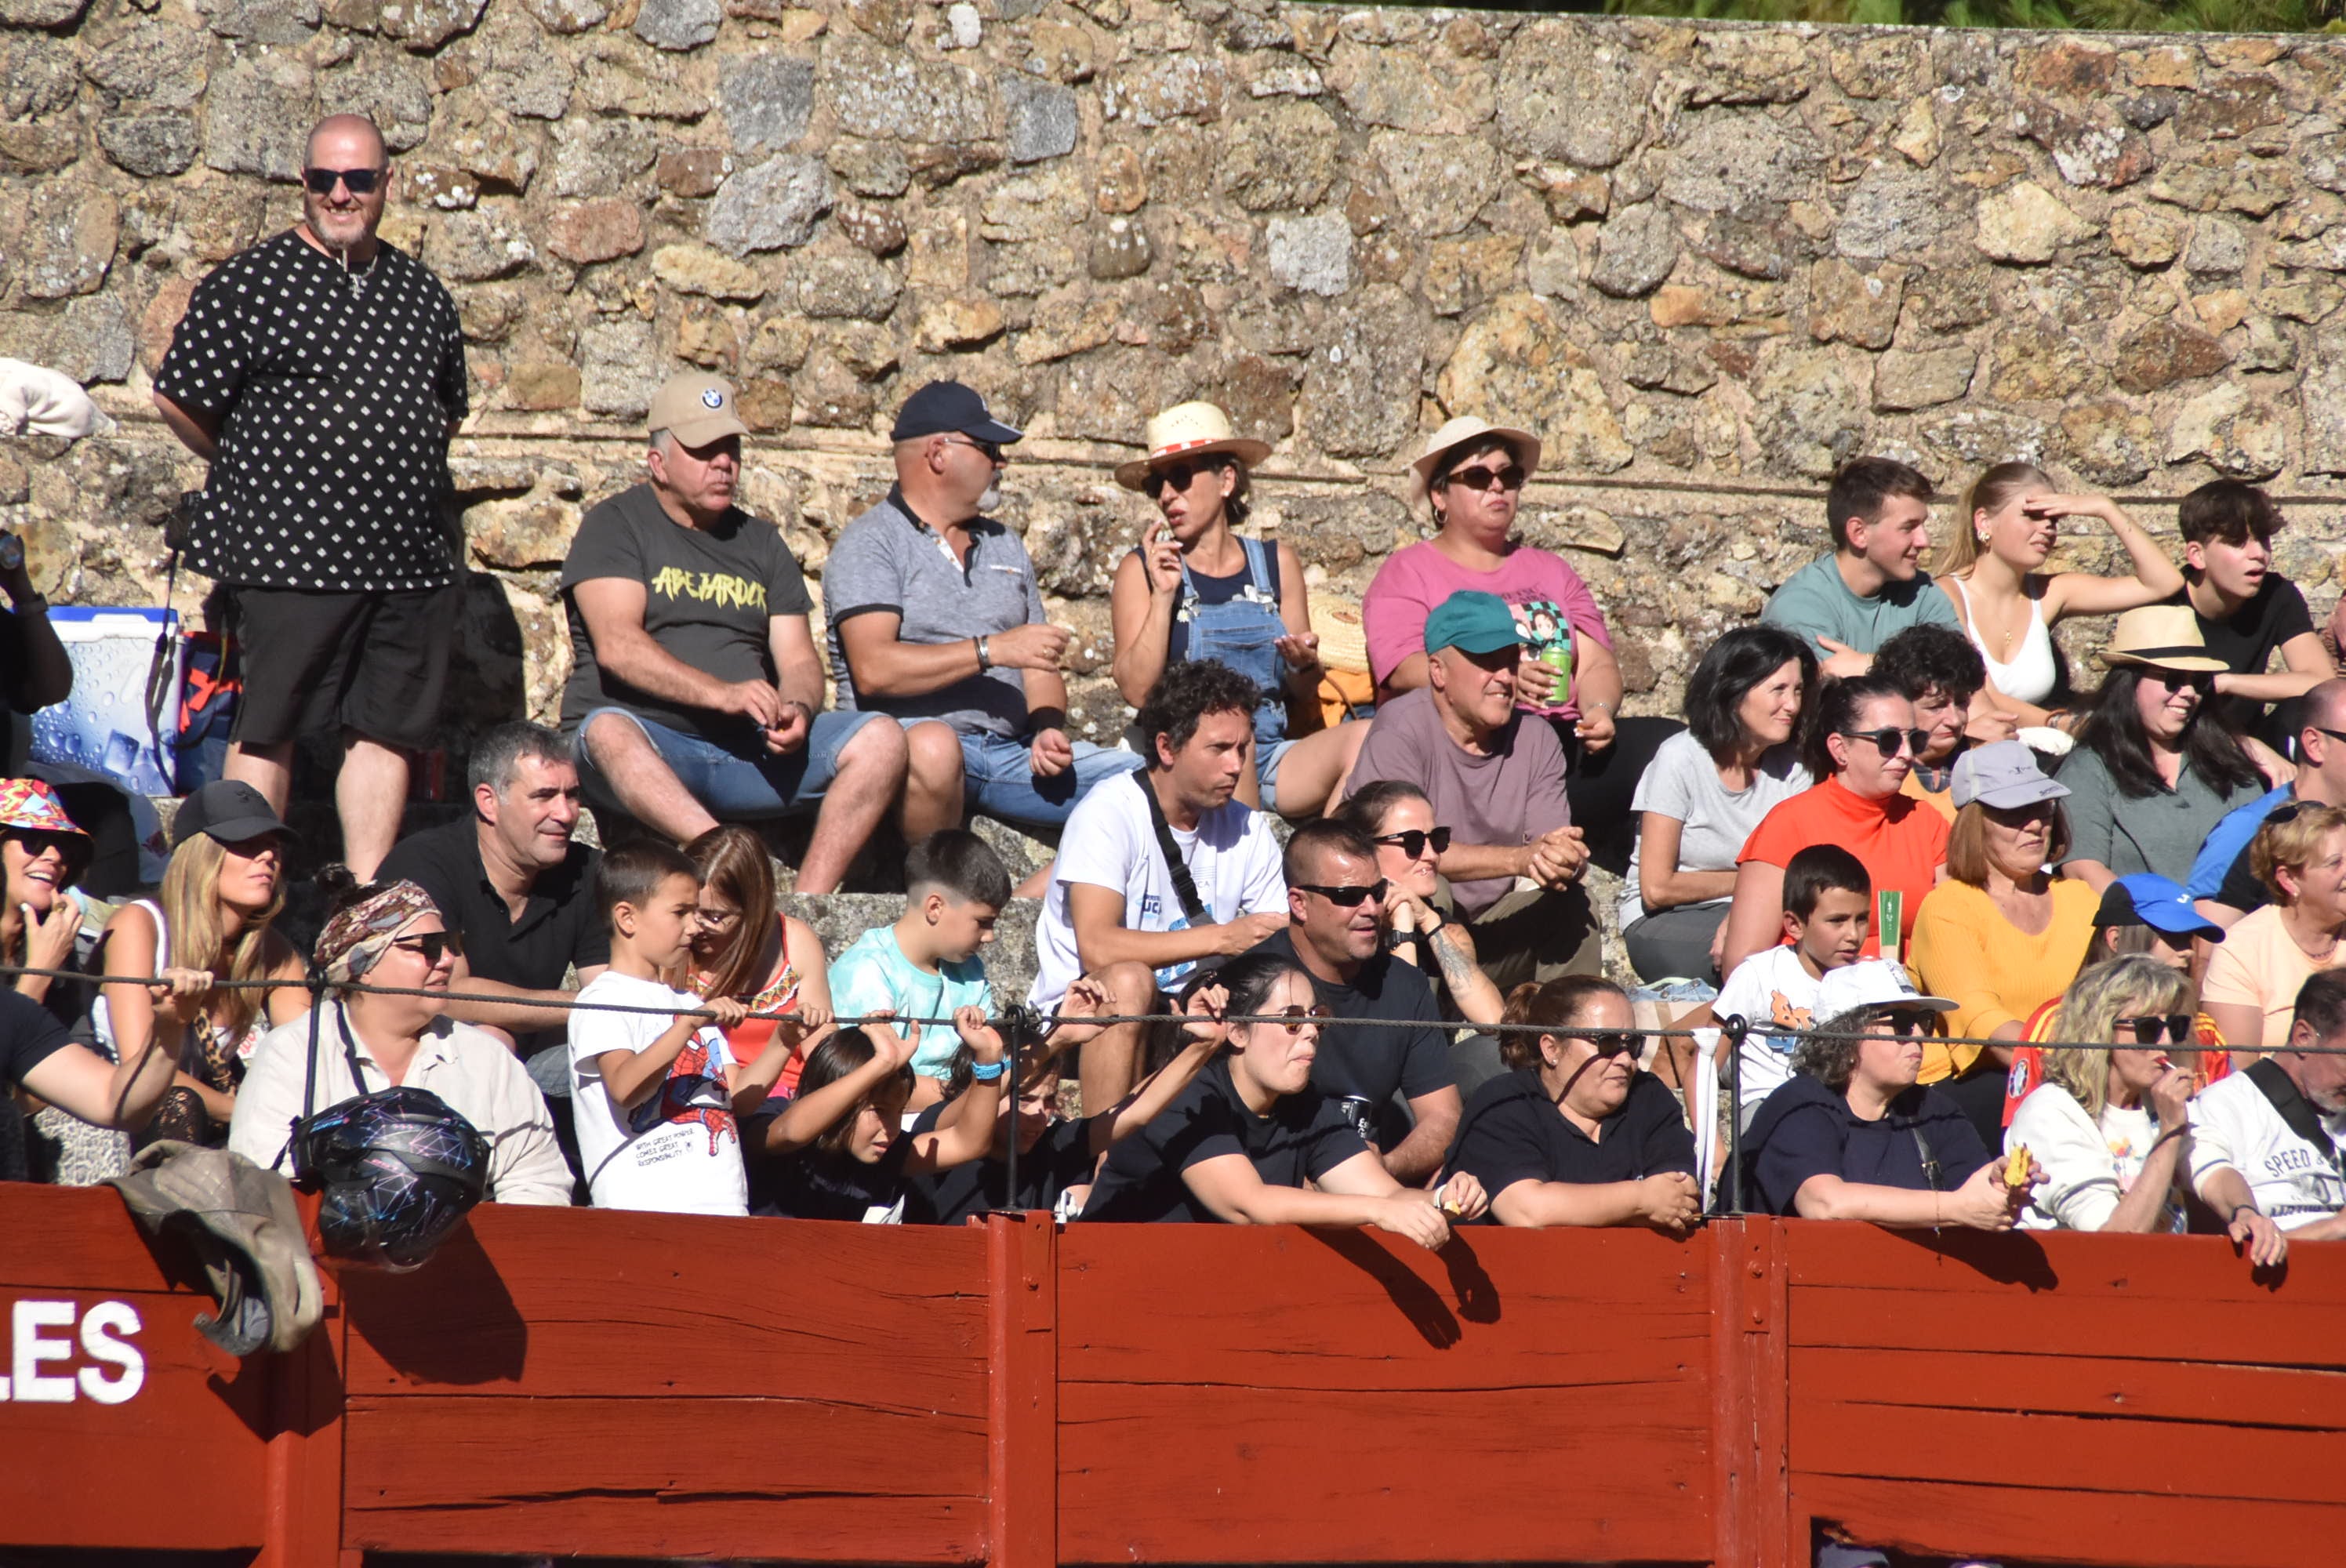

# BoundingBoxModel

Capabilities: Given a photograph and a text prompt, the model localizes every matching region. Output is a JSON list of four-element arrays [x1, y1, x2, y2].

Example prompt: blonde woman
[[2006, 955, 2197, 1233], [96, 782, 310, 1143], [1934, 463, 2182, 728], [2201, 801, 2346, 1054], [1109, 402, 1367, 819]]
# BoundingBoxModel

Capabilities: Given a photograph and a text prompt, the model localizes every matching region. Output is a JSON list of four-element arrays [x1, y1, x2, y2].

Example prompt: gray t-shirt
[[1344, 687, 1571, 920], [1621, 731, 1813, 928], [558, 483, 812, 742], [2055, 746, 2256, 885], [1761, 554, 1959, 659], [824, 489, 1045, 739]]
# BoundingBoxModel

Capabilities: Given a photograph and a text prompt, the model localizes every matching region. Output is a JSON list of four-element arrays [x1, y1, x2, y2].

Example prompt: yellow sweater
[[1908, 877, 2100, 1083]]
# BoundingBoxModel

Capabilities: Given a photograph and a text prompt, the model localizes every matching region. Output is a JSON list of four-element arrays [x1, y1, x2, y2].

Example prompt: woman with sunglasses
[[94, 781, 310, 1149], [1719, 676, 1951, 978], [1445, 976, 1700, 1231], [2200, 802, 2346, 1054], [2, 780, 112, 1181], [1081, 954, 1488, 1245], [2054, 604, 2267, 894], [685, 824, 832, 1103], [1908, 742, 2099, 1145], [1623, 626, 1818, 983], [227, 873, 573, 1204], [2006, 955, 2199, 1232], [1932, 464, 2182, 730], [1745, 960, 2041, 1225], [1362, 416, 1671, 873], [1337, 780, 1504, 1031], [1109, 403, 1368, 820]]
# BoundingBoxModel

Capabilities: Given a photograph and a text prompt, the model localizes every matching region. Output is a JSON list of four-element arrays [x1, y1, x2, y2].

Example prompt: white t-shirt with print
[[1716, 944, 1828, 1127], [2008, 1086, 2182, 1233], [569, 971, 746, 1216], [2188, 1068, 2346, 1232], [1030, 771, 1287, 1012]]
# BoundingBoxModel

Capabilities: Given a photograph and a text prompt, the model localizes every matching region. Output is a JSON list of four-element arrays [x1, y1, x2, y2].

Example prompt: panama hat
[[1407, 416, 1543, 510], [1113, 402, 1273, 491], [2097, 604, 2228, 673]]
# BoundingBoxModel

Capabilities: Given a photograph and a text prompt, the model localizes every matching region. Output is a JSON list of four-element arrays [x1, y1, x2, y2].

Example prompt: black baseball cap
[[172, 779, 292, 849], [891, 380, 1024, 445]]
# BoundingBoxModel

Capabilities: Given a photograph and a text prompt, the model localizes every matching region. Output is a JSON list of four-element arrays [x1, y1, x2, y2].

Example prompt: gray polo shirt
[[2055, 746, 2257, 885], [1760, 553, 1959, 659], [824, 488, 1044, 738]]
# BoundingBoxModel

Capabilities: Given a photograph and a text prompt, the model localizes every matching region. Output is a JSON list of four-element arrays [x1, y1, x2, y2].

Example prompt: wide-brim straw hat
[[1113, 402, 1273, 491], [1406, 416, 1543, 510], [2097, 604, 2228, 673]]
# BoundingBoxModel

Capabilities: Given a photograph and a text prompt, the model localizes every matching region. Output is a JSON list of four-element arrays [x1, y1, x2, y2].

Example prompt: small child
[[1714, 844, 1871, 1130], [750, 1010, 1006, 1223], [828, 830, 1008, 1112], [569, 842, 800, 1215]]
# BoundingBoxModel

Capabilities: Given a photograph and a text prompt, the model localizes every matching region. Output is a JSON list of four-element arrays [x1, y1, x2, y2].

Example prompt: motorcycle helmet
[[295, 1087, 491, 1271]]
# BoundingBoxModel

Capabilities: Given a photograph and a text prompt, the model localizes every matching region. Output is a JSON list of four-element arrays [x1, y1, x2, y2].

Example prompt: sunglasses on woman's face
[[1444, 463, 1527, 494], [1142, 459, 1221, 499], [1264, 1004, 1333, 1036], [2145, 669, 2215, 696], [1984, 801, 2057, 826], [8, 829, 80, 861], [1878, 1008, 1935, 1036], [1371, 827, 1452, 859], [391, 931, 464, 965], [1584, 1030, 1645, 1059], [1839, 727, 1932, 759], [2117, 1014, 2195, 1046]]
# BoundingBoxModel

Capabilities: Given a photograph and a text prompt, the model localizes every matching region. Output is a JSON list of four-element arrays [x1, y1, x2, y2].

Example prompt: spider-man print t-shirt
[[570, 971, 746, 1215], [154, 230, 468, 593]]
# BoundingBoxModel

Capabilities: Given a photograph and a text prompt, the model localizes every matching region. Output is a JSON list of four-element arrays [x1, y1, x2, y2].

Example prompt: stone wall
[[9, 2, 2346, 753]]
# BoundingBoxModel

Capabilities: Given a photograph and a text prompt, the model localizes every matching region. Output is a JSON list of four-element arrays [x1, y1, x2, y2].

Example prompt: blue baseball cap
[[1423, 590, 1527, 657], [2098, 873, 2224, 942], [891, 380, 1024, 445]]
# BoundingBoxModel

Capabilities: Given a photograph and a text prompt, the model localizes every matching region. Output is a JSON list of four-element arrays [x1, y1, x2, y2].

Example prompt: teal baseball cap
[[1423, 590, 1527, 656]]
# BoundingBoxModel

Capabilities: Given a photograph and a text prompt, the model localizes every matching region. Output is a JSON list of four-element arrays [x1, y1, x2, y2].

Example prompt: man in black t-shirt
[[1250, 820, 1458, 1185], [560, 374, 911, 891], [153, 113, 468, 880], [2166, 481, 2335, 746]]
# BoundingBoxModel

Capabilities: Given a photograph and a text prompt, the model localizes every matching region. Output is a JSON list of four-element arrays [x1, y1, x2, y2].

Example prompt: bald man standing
[[155, 114, 468, 877]]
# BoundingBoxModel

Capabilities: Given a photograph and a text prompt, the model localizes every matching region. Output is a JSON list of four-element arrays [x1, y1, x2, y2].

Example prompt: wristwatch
[[975, 634, 992, 672]]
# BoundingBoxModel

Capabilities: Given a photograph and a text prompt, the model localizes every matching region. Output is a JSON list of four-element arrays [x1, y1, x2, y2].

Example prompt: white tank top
[[1950, 575, 2059, 705], [90, 900, 263, 1069]]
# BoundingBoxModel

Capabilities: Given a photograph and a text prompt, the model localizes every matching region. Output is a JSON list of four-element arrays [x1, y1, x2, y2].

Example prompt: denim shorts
[[576, 706, 882, 819], [917, 723, 1144, 831]]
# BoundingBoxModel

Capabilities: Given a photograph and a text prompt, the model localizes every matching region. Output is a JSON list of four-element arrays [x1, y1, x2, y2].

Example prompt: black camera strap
[[2246, 1058, 2346, 1184], [1908, 1110, 1944, 1192], [1137, 772, 1210, 927]]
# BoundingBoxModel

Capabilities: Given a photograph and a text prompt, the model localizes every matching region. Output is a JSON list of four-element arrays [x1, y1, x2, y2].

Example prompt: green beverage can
[[1876, 888, 1904, 964], [1539, 637, 1573, 695]]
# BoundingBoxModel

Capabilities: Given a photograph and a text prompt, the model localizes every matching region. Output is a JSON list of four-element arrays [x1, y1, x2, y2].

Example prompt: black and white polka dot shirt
[[155, 230, 470, 593]]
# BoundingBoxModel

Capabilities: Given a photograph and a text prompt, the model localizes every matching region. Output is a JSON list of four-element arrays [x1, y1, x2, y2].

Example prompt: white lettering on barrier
[[1, 1299, 145, 1404]]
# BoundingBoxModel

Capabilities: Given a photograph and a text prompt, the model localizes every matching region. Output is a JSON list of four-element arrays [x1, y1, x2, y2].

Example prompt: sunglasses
[[1263, 1004, 1333, 1035], [1584, 1030, 1645, 1059], [8, 829, 82, 860], [942, 434, 1004, 464], [1372, 827, 1452, 858], [1839, 727, 1932, 759], [2117, 1014, 2195, 1046], [1142, 458, 1226, 499], [1983, 801, 2057, 826], [2144, 669, 2215, 696], [1878, 1008, 1936, 1036], [302, 165, 384, 195], [1444, 463, 1527, 494], [1295, 880, 1389, 908], [391, 931, 464, 964]]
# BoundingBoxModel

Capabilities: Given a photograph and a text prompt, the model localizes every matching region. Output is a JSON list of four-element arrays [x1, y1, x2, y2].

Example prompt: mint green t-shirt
[[1760, 554, 1959, 658], [828, 926, 995, 1083]]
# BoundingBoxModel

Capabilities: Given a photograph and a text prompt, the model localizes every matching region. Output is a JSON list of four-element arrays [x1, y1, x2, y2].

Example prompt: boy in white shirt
[[1712, 844, 1872, 1131], [1030, 661, 1287, 1111], [2189, 968, 2346, 1267], [570, 841, 803, 1214]]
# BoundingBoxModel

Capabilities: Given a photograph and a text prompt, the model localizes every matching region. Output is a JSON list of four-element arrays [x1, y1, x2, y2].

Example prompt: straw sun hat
[[1406, 415, 1544, 510], [2096, 604, 2228, 673], [1113, 402, 1273, 491]]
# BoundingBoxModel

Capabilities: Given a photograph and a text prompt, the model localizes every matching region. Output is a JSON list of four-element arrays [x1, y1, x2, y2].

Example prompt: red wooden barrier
[[7, 1182, 2346, 1566]]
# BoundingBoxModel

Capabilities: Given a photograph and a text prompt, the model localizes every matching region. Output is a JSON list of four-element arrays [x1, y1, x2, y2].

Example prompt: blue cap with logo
[[892, 380, 1025, 445], [2097, 873, 2224, 942]]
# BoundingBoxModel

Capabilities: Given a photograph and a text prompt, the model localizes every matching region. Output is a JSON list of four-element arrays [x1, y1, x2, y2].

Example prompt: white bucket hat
[[1407, 415, 1542, 510], [1113, 401, 1273, 491]]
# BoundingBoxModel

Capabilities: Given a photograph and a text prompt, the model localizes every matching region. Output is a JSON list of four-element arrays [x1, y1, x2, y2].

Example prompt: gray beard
[[979, 480, 1002, 514]]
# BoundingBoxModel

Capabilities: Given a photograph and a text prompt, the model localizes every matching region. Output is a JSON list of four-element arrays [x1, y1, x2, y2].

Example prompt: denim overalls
[[1175, 535, 1291, 764]]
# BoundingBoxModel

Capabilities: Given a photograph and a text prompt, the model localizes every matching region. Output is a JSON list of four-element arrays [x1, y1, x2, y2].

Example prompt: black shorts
[[230, 583, 462, 751]]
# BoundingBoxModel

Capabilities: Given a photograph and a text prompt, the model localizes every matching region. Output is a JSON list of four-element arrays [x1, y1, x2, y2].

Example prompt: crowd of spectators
[[6, 111, 2346, 1272]]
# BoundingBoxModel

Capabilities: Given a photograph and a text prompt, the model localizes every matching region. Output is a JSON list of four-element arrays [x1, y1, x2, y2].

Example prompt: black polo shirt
[[1250, 929, 1451, 1122], [1445, 1068, 1695, 1210], [903, 1098, 1097, 1225], [1080, 1057, 1368, 1224], [377, 818, 608, 993]]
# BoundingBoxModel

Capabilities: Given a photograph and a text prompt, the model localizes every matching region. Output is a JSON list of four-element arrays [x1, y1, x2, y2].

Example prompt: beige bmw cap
[[648, 372, 750, 447]]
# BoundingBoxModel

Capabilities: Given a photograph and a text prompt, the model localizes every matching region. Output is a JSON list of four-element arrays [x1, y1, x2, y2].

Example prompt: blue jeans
[[577, 707, 882, 819], [946, 727, 1143, 830]]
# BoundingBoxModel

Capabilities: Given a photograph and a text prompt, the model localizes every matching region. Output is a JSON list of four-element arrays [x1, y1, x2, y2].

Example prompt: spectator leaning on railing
[[2188, 969, 2346, 1268]]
